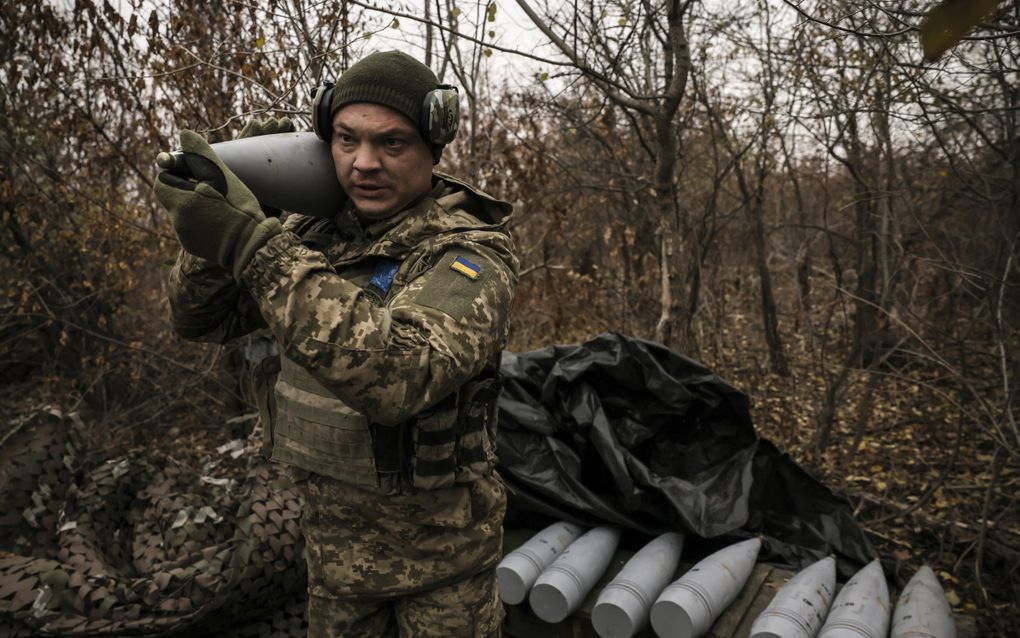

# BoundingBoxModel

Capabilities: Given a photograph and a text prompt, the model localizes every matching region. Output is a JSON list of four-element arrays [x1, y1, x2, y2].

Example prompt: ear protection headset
[[310, 81, 460, 147]]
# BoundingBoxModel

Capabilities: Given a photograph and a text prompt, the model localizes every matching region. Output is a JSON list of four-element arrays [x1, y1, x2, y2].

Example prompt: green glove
[[154, 130, 282, 280], [238, 116, 295, 138]]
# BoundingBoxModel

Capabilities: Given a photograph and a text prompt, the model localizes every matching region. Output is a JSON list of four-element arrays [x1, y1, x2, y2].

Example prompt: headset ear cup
[[422, 85, 460, 146], [311, 82, 335, 141]]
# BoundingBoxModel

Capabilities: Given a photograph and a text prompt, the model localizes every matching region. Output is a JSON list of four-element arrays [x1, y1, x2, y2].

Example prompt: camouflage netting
[[0, 408, 307, 637]]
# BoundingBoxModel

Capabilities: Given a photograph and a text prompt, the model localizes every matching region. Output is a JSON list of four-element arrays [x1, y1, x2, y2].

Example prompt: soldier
[[155, 51, 517, 637]]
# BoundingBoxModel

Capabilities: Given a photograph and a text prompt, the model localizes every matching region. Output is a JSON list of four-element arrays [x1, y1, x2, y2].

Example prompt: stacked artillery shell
[[749, 555, 836, 638], [591, 532, 685, 638], [650, 537, 762, 638], [818, 559, 890, 638], [890, 566, 957, 638], [529, 526, 622, 623], [157, 132, 346, 219], [497, 521, 586, 604]]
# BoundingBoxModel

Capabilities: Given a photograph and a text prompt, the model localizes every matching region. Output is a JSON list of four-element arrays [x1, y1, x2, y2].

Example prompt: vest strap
[[372, 422, 407, 475]]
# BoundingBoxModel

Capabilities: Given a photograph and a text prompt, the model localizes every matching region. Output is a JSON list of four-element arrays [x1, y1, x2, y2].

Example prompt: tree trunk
[[654, 1, 692, 353]]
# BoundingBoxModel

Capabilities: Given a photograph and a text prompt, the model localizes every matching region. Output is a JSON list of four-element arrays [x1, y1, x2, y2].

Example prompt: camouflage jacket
[[168, 173, 518, 429]]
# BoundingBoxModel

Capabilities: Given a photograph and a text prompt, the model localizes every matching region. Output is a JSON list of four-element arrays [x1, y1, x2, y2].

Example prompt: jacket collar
[[328, 174, 513, 263]]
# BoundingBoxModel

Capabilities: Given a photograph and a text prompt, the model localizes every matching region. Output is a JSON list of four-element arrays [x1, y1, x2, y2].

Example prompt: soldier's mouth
[[352, 184, 387, 197]]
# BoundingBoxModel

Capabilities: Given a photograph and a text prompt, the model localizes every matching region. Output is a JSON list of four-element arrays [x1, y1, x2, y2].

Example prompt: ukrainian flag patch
[[450, 255, 481, 280]]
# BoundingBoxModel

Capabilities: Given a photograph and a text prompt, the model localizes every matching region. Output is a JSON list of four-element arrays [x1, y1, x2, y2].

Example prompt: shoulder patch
[[408, 250, 496, 320], [450, 255, 481, 280]]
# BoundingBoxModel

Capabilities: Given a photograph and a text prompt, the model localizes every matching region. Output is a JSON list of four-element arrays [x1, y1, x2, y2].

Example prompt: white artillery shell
[[890, 565, 957, 638], [650, 537, 762, 638], [818, 558, 890, 638], [529, 526, 622, 623], [592, 531, 685, 638], [749, 555, 836, 638], [497, 521, 586, 605]]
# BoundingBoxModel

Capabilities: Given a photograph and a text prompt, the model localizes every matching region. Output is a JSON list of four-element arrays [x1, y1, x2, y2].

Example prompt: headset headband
[[310, 82, 460, 147]]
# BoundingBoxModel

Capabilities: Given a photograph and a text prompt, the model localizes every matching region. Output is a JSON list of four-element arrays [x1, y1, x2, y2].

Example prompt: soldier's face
[[331, 103, 434, 222]]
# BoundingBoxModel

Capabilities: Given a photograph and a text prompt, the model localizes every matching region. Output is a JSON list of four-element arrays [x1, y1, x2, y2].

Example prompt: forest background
[[1, 0, 1018, 633]]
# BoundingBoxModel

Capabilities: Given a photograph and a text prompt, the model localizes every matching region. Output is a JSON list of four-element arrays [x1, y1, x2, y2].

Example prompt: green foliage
[[920, 0, 1007, 60]]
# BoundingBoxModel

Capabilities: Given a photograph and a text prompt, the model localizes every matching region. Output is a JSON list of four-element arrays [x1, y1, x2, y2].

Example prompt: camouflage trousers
[[307, 567, 503, 637], [297, 471, 507, 637]]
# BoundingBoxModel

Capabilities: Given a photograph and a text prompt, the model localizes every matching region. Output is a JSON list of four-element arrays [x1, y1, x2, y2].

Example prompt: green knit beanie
[[330, 51, 439, 138]]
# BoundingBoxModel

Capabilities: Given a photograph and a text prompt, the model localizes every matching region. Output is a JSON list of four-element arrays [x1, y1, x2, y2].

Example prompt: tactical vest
[[254, 257, 501, 491]]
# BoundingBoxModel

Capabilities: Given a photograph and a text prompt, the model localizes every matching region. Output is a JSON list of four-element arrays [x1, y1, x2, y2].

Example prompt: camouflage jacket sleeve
[[239, 232, 517, 426], [168, 250, 268, 343]]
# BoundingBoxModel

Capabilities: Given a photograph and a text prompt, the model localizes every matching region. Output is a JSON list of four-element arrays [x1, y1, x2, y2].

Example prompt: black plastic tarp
[[495, 332, 875, 578]]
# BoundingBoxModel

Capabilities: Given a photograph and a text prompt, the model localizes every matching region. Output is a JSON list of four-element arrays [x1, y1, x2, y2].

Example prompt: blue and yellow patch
[[450, 255, 481, 280]]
